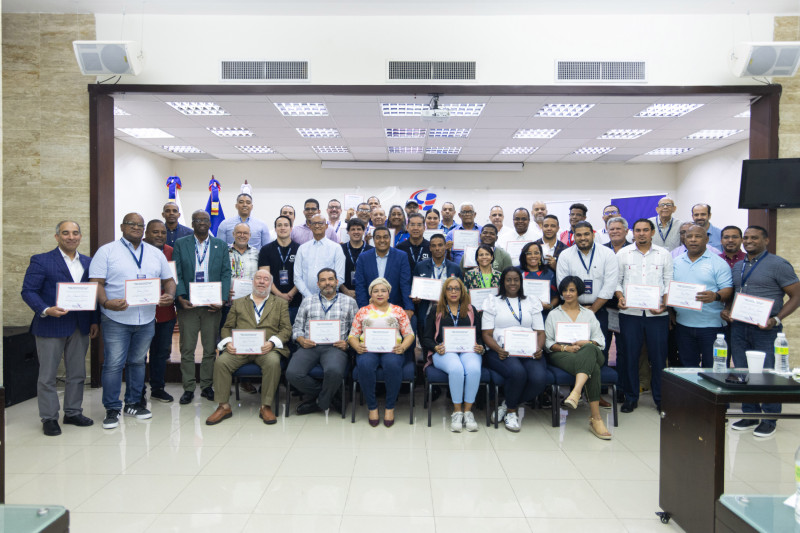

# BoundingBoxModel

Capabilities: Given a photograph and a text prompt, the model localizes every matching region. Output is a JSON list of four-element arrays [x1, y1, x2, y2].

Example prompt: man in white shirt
[[327, 198, 348, 243], [294, 214, 346, 299], [615, 218, 673, 414], [648, 197, 681, 251], [597, 204, 633, 245], [532, 201, 548, 234], [489, 205, 514, 243], [498, 207, 542, 251]]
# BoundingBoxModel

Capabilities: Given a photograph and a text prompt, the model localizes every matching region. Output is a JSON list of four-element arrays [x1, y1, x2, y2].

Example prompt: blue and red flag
[[409, 189, 437, 211], [205, 176, 225, 236], [165, 176, 186, 225]]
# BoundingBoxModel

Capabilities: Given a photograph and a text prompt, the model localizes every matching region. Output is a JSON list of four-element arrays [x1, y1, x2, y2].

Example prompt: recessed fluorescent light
[[425, 147, 462, 155], [389, 146, 424, 153], [645, 147, 694, 156], [117, 128, 173, 139], [535, 104, 594, 118], [441, 103, 485, 116], [166, 102, 229, 116], [380, 103, 485, 117], [274, 102, 329, 116], [161, 145, 204, 153], [428, 128, 471, 138], [113, 106, 130, 116], [598, 129, 652, 140], [684, 129, 743, 140], [573, 147, 615, 155], [236, 146, 275, 154], [385, 128, 426, 138], [735, 110, 751, 118], [499, 147, 538, 155], [207, 127, 253, 137], [513, 129, 561, 139], [297, 128, 340, 138], [634, 103, 703, 118], [313, 146, 349, 154]]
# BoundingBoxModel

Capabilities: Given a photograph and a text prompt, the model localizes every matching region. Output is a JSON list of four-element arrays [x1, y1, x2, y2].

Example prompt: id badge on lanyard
[[195, 271, 205, 282], [584, 279, 593, 294], [137, 274, 147, 279], [279, 269, 289, 285], [351, 271, 356, 285]]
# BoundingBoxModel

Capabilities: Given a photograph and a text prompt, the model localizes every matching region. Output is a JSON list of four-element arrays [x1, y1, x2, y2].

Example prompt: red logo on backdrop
[[410, 189, 437, 211]]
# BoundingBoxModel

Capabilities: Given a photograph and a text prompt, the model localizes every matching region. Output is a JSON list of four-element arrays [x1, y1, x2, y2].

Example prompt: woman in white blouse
[[481, 267, 546, 432], [545, 275, 611, 440]]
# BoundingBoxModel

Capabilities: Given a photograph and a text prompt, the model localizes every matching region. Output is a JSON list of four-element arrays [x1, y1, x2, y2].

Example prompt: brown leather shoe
[[205, 405, 232, 425], [599, 398, 612, 409], [259, 405, 277, 425]]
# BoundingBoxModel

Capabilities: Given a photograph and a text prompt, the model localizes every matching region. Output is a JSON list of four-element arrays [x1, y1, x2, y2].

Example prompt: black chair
[[301, 362, 349, 419], [423, 365, 491, 427], [487, 366, 556, 429], [351, 353, 416, 424], [547, 365, 619, 427], [231, 358, 288, 416]]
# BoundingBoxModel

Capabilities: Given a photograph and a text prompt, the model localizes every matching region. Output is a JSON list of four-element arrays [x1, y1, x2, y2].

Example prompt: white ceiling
[[112, 91, 754, 163]]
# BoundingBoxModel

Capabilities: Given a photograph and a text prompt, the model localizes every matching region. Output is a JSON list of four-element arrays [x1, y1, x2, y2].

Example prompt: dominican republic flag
[[165, 176, 187, 226], [205, 176, 225, 236]]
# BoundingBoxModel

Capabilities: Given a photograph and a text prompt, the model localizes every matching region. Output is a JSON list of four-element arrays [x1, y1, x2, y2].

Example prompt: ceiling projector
[[421, 108, 450, 122]]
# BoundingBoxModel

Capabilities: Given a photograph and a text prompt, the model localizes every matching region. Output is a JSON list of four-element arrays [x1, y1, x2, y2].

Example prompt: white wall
[[95, 14, 774, 86]]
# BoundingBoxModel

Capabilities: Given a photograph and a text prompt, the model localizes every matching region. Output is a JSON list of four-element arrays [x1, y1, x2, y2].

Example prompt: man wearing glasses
[[597, 204, 632, 245], [291, 198, 340, 245], [445, 201, 482, 264], [294, 214, 346, 299], [327, 199, 347, 243], [648, 197, 682, 251]]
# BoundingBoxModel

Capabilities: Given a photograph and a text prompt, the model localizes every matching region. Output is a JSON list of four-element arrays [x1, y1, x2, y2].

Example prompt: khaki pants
[[177, 306, 220, 392], [214, 351, 282, 407]]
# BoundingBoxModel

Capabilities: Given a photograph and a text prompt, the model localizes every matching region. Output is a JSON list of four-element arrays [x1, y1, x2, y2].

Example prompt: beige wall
[[2, 13, 95, 328]]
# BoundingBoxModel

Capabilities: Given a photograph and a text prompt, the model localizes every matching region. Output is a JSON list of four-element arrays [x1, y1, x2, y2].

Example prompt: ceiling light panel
[[166, 101, 230, 115], [425, 147, 462, 155], [573, 147, 615, 155], [313, 146, 349, 153], [113, 106, 130, 116], [380, 103, 485, 116], [645, 147, 694, 155], [428, 128, 471, 138], [385, 128, 426, 138], [297, 128, 341, 138], [274, 102, 329, 116], [634, 103, 703, 117], [207, 127, 254, 137], [389, 146, 424, 153], [499, 147, 539, 155], [597, 129, 652, 140], [162, 145, 204, 153], [513, 129, 561, 139], [535, 104, 595, 118], [684, 129, 743, 140], [236, 145, 275, 154], [118, 128, 174, 138], [441, 103, 485, 116]]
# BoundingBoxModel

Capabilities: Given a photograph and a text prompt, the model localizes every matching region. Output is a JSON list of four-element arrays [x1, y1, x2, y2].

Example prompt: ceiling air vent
[[220, 61, 309, 82], [388, 61, 476, 81], [556, 61, 646, 83]]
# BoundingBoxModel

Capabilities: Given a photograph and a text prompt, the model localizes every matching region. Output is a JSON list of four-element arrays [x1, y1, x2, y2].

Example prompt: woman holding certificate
[[421, 277, 485, 432], [545, 276, 611, 440], [462, 245, 501, 290], [481, 267, 546, 432], [348, 277, 416, 427], [519, 242, 559, 315]]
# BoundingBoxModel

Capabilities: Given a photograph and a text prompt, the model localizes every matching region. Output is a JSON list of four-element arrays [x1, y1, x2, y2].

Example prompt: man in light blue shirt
[[670, 224, 733, 368], [294, 214, 345, 299], [691, 203, 723, 251], [215, 193, 272, 249], [89, 213, 176, 429], [445, 201, 482, 264]]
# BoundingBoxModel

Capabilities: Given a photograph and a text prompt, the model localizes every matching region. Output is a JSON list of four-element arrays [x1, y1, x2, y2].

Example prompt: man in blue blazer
[[412, 233, 462, 337], [354, 227, 413, 316], [21, 220, 98, 436], [173, 210, 231, 405]]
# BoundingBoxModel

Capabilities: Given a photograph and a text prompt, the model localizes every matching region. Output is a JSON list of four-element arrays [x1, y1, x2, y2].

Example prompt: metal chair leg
[[484, 383, 490, 427], [409, 382, 414, 424], [551, 385, 559, 427], [351, 381, 358, 423], [427, 382, 433, 427], [340, 377, 347, 419], [234, 378, 240, 401], [611, 384, 619, 427], [494, 385, 500, 429]]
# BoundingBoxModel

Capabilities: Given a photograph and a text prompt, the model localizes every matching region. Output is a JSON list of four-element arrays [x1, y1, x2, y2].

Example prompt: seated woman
[[348, 277, 415, 427], [462, 244, 501, 290], [481, 267, 546, 432], [519, 242, 559, 317], [421, 277, 485, 432], [425, 208, 441, 230], [545, 276, 611, 440], [387, 205, 409, 246]]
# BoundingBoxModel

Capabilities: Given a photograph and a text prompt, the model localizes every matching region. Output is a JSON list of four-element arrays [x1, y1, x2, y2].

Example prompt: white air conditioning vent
[[388, 61, 476, 81], [423, 154, 460, 163], [220, 61, 309, 82], [556, 61, 646, 82]]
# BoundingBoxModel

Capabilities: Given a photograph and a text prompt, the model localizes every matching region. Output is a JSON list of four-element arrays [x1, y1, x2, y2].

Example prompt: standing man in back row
[[215, 193, 272, 249], [559, 203, 589, 247], [162, 202, 193, 247], [648, 197, 681, 251]]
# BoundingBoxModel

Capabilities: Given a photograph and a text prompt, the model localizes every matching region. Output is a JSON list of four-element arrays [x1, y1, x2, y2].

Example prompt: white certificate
[[504, 328, 538, 357], [423, 229, 444, 241], [125, 278, 161, 306], [452, 230, 480, 251], [411, 276, 443, 301], [505, 240, 532, 266], [344, 194, 363, 211], [364, 328, 397, 353], [232, 329, 265, 355], [309, 320, 340, 344], [523, 279, 550, 305], [443, 327, 476, 353], [625, 284, 661, 310], [667, 281, 704, 311], [469, 288, 498, 311], [190, 282, 223, 306], [607, 309, 620, 333], [168, 261, 178, 282], [555, 322, 591, 344], [462, 245, 479, 268], [233, 278, 253, 299], [55, 282, 98, 311], [730, 293, 774, 327]]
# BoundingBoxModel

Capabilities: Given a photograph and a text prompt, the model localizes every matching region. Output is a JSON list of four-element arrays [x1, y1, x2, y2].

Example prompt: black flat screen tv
[[739, 158, 800, 209]]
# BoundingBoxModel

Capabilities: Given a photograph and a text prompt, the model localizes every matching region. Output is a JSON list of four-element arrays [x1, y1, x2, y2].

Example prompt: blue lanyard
[[195, 239, 210, 267], [447, 305, 460, 325], [345, 243, 362, 266], [657, 219, 674, 243], [741, 251, 768, 287], [277, 245, 291, 268], [252, 299, 266, 320], [410, 244, 424, 264], [578, 244, 595, 274], [319, 293, 338, 315], [505, 297, 523, 325], [433, 262, 445, 279], [122, 239, 143, 269]]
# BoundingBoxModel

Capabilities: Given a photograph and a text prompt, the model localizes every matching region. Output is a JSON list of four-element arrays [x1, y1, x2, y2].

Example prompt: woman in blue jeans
[[421, 277, 485, 432], [482, 267, 546, 432], [348, 277, 416, 427]]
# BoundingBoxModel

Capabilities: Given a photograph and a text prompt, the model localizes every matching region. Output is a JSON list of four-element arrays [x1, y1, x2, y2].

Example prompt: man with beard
[[534, 214, 567, 272]]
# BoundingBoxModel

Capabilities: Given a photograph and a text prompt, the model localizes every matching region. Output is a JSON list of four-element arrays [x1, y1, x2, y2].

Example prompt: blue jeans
[[432, 352, 482, 404], [101, 315, 155, 411], [484, 350, 548, 410], [675, 324, 725, 368], [356, 352, 405, 410], [148, 318, 176, 391], [618, 313, 668, 403], [731, 322, 782, 416]]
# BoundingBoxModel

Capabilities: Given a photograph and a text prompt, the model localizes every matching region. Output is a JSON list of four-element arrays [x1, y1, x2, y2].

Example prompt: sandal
[[589, 417, 612, 440], [562, 392, 580, 410]]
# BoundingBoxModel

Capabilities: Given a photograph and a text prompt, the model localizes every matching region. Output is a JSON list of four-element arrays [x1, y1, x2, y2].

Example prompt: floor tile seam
[[586, 477, 651, 521]]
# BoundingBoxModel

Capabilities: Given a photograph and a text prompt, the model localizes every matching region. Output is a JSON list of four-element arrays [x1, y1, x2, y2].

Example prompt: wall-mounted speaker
[[731, 41, 800, 78], [73, 40, 143, 76]]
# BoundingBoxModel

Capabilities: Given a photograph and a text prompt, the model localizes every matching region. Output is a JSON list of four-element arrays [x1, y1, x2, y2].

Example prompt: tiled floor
[[3, 385, 798, 532]]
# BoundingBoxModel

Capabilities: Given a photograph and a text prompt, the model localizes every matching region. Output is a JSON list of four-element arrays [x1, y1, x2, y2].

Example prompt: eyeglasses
[[460, 210, 475, 215], [603, 210, 619, 216], [328, 205, 341, 210], [191, 219, 210, 225], [309, 222, 326, 227], [445, 286, 461, 292], [123, 222, 145, 229], [658, 203, 675, 208], [303, 207, 318, 212]]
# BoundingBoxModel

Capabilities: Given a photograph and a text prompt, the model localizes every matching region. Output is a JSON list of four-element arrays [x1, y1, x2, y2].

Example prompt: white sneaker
[[463, 411, 479, 432], [450, 411, 464, 432], [504, 412, 520, 432], [491, 401, 507, 424]]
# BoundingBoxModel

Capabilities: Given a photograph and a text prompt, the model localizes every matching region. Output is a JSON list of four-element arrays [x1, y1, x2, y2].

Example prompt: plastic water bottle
[[713, 334, 727, 372], [775, 333, 790, 375]]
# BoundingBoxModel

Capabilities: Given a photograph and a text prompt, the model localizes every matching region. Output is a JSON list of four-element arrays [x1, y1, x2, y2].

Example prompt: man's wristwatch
[[714, 292, 721, 302]]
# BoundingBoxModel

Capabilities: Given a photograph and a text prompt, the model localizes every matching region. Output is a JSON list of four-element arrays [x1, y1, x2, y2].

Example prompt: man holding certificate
[[207, 269, 292, 425], [445, 201, 482, 264], [614, 218, 672, 414], [89, 213, 176, 430], [670, 225, 733, 368], [722, 226, 800, 438], [353, 227, 413, 318], [286, 268, 357, 415], [413, 234, 462, 338], [22, 220, 99, 436], [172, 210, 231, 406]]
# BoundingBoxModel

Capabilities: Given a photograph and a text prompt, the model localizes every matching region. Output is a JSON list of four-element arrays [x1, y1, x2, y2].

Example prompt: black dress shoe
[[179, 391, 194, 404], [616, 390, 626, 403], [63, 414, 94, 427], [621, 400, 638, 413], [296, 400, 322, 415], [655, 403, 662, 412], [330, 394, 343, 414], [200, 387, 215, 401], [43, 419, 62, 436]]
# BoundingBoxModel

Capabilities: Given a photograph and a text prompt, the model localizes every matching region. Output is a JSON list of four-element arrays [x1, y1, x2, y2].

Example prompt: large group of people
[[20, 193, 800, 441]]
